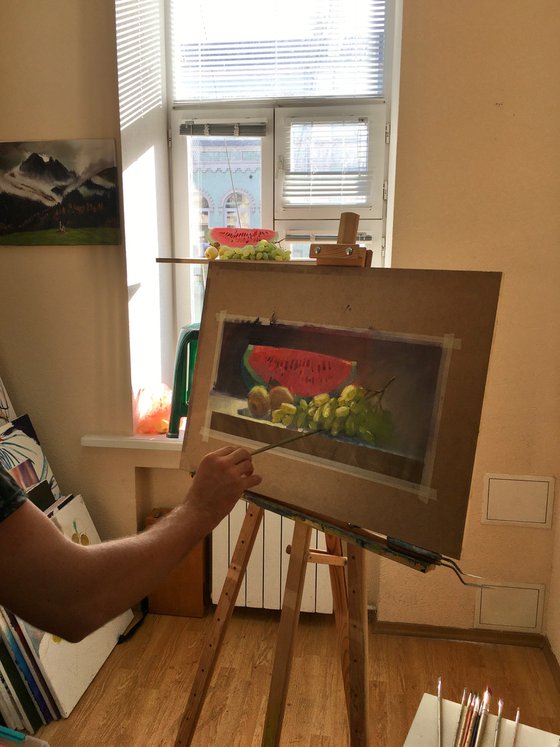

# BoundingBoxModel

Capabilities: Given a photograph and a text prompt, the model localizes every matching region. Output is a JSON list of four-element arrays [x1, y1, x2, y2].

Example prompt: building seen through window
[[188, 137, 262, 257]]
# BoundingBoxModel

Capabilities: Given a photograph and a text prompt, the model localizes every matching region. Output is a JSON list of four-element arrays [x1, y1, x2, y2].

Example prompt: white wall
[[0, 1, 138, 538], [378, 1, 560, 655]]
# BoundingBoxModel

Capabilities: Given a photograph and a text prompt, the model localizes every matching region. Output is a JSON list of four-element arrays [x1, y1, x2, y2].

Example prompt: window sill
[[156, 257, 316, 265], [81, 433, 184, 452]]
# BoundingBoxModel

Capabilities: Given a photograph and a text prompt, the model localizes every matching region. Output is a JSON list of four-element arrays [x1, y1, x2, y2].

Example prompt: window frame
[[166, 0, 400, 329], [169, 99, 388, 327], [170, 105, 275, 324], [114, 0, 401, 404], [273, 103, 387, 222]]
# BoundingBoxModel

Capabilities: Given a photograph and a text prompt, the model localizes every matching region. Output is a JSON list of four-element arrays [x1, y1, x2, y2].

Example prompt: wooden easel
[[174, 215, 434, 746], [173, 496, 435, 747]]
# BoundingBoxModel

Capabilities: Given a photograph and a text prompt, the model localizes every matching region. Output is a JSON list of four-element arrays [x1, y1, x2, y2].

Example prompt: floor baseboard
[[371, 616, 544, 647], [370, 616, 560, 693]]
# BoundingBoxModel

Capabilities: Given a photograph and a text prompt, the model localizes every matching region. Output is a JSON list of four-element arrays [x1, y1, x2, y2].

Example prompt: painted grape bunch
[[243, 346, 395, 448]]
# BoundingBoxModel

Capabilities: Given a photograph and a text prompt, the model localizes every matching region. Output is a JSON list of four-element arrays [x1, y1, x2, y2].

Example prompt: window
[[169, 0, 386, 103], [171, 108, 274, 321], [274, 105, 387, 219], [224, 192, 253, 228], [114, 0, 400, 397], [169, 0, 396, 327]]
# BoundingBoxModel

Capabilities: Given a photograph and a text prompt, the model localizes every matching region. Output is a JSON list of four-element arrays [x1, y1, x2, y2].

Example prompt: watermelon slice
[[209, 227, 277, 248], [243, 345, 356, 398]]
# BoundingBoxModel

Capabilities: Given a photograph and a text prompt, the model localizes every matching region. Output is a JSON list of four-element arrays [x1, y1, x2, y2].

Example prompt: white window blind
[[170, 0, 387, 104], [274, 103, 386, 219], [115, 0, 163, 129], [280, 116, 371, 207], [179, 121, 267, 137]]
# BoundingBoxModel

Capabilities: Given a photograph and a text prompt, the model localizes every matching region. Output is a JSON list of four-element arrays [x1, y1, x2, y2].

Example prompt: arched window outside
[[192, 192, 211, 255], [199, 194, 210, 229], [224, 191, 251, 228]]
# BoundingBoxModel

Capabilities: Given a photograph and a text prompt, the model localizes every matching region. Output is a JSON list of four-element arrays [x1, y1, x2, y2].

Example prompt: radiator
[[212, 501, 334, 613]]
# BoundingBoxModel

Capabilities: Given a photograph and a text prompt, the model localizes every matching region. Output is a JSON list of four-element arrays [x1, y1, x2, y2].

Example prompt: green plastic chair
[[167, 322, 200, 438]]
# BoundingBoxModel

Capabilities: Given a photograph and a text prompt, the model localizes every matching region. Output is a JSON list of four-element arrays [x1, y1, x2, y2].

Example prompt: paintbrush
[[455, 691, 473, 747], [189, 430, 319, 479], [492, 698, 503, 747], [453, 688, 468, 747], [511, 708, 520, 747], [250, 429, 319, 455], [437, 677, 442, 747], [472, 687, 491, 747]]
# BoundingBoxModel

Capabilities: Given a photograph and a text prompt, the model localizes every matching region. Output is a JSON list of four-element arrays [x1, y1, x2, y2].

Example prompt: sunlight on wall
[[122, 145, 162, 392]]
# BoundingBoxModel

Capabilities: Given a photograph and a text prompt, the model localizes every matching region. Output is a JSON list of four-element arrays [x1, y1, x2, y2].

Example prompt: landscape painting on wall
[[0, 139, 120, 245], [182, 262, 501, 557]]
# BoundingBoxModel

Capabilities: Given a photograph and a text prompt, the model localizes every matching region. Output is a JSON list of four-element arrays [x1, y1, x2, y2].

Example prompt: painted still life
[[0, 139, 120, 245], [183, 263, 501, 557], [208, 320, 449, 502]]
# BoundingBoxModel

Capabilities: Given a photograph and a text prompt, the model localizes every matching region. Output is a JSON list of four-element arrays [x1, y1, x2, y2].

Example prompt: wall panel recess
[[482, 474, 555, 527]]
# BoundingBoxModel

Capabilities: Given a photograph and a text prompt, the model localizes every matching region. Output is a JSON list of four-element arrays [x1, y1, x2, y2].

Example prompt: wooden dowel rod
[[286, 544, 347, 566]]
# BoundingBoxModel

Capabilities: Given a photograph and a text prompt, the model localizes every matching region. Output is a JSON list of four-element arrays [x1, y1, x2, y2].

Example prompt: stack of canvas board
[[0, 492, 133, 731], [0, 374, 133, 733]]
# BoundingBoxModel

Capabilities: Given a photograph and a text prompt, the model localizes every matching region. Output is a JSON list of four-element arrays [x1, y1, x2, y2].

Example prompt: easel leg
[[174, 503, 264, 747], [325, 534, 352, 721], [262, 521, 312, 747], [347, 545, 370, 746]]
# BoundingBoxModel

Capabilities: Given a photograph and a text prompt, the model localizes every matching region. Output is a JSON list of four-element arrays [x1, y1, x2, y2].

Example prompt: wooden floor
[[38, 609, 560, 746]]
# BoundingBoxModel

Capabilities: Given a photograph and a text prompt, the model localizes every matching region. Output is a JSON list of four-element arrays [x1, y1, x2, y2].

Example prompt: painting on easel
[[182, 262, 501, 558], [208, 319, 447, 503]]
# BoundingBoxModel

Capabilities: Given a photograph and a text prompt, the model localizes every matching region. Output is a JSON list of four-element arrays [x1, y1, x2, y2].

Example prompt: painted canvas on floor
[[0, 376, 15, 426], [16, 495, 133, 717], [182, 263, 501, 558], [0, 415, 60, 500], [0, 139, 120, 245]]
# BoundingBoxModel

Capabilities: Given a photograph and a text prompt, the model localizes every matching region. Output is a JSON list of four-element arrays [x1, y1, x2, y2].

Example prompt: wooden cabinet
[[144, 508, 209, 617]]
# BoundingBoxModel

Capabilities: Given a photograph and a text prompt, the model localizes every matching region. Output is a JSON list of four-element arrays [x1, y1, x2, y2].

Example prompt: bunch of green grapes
[[205, 239, 291, 261], [271, 383, 394, 448]]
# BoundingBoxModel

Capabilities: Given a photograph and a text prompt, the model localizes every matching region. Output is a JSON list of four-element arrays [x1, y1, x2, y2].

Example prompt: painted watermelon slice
[[242, 345, 356, 397]]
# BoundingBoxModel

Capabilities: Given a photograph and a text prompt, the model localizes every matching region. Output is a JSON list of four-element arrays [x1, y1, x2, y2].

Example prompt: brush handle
[[250, 429, 318, 455]]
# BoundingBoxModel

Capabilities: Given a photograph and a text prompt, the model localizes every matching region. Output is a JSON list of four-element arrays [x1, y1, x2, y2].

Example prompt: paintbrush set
[[435, 678, 520, 747], [405, 686, 559, 746], [451, 686, 497, 747]]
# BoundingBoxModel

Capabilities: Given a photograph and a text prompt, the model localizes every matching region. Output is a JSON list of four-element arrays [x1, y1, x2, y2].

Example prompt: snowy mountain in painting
[[0, 142, 119, 240], [0, 151, 114, 207]]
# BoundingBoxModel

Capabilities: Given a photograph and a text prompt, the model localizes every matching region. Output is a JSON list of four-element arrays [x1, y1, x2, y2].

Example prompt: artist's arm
[[0, 446, 261, 643]]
